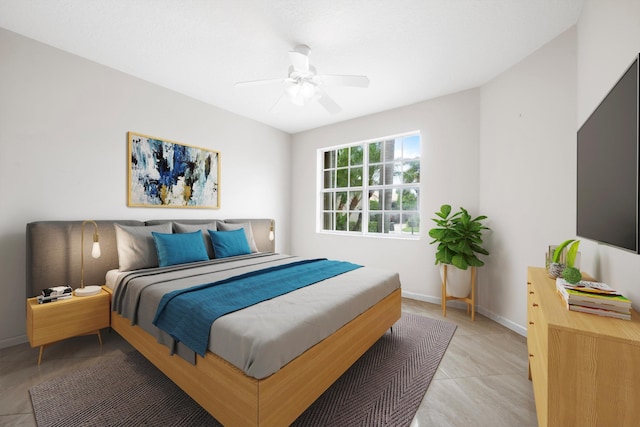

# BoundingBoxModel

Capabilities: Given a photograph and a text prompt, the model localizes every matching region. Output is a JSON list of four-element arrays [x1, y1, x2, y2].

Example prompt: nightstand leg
[[36, 330, 103, 365]]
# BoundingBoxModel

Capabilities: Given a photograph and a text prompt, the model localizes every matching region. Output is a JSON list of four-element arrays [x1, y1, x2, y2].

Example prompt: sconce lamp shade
[[76, 220, 102, 297], [269, 220, 275, 241]]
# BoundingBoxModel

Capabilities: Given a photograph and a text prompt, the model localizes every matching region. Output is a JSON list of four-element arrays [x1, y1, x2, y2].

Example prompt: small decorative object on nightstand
[[75, 220, 102, 297]]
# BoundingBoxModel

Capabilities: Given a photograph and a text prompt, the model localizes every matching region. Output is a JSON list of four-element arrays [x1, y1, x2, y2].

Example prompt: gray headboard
[[26, 218, 275, 297]]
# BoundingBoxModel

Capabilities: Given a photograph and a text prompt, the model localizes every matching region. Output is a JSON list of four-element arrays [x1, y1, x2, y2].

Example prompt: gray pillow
[[114, 223, 173, 271], [217, 222, 258, 253], [173, 221, 217, 259]]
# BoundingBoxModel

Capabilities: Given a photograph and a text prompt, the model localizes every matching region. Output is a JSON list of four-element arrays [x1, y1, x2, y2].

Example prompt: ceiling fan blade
[[269, 93, 286, 112], [317, 74, 370, 88], [234, 78, 286, 87], [288, 45, 310, 73], [317, 89, 342, 114]]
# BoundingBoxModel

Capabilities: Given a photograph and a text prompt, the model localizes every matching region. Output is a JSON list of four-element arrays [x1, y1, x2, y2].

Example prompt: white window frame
[[317, 131, 421, 239]]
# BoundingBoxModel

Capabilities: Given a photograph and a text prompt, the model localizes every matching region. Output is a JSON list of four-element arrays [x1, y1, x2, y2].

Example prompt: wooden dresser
[[527, 267, 640, 427]]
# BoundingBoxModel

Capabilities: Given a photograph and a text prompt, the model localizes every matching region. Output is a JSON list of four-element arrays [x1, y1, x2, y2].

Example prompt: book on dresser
[[568, 304, 631, 320], [555, 278, 632, 320]]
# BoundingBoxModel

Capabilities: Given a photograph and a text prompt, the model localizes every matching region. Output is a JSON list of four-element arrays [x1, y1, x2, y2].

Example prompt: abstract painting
[[128, 132, 220, 208]]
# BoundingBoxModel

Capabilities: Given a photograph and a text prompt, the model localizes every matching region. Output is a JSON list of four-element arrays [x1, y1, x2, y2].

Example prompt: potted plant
[[429, 204, 490, 297], [548, 239, 581, 283]]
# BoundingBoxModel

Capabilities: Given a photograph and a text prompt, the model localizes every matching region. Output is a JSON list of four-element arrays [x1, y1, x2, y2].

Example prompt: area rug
[[30, 313, 456, 427]]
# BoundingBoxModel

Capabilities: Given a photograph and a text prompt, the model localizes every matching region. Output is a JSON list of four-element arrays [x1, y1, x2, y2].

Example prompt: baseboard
[[401, 290, 527, 337], [401, 290, 469, 310], [0, 334, 28, 350], [476, 307, 527, 336], [401, 290, 441, 305]]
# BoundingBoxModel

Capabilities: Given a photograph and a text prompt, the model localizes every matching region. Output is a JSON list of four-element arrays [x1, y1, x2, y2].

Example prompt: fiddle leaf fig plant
[[428, 204, 490, 270]]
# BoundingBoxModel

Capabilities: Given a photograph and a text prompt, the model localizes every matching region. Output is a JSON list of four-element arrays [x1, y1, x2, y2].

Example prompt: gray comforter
[[111, 253, 400, 379]]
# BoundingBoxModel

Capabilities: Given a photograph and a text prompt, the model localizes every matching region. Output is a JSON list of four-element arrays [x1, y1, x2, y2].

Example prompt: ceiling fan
[[234, 45, 370, 114]]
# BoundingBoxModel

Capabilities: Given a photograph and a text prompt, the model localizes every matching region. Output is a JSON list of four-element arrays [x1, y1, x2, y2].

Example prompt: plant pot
[[547, 262, 565, 279], [440, 264, 472, 298]]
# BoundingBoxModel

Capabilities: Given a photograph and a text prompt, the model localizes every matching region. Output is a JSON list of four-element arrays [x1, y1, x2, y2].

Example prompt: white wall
[[479, 27, 577, 331], [575, 0, 640, 310], [291, 89, 481, 302], [0, 29, 291, 348]]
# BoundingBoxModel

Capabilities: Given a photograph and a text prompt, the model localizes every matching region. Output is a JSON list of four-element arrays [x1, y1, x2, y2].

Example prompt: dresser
[[527, 267, 640, 427]]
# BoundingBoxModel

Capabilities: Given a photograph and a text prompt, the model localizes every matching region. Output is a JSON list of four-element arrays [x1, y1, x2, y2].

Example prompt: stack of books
[[37, 285, 72, 304], [556, 278, 632, 320]]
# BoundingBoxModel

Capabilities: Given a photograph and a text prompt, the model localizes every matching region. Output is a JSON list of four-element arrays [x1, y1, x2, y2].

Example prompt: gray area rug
[[30, 313, 456, 427]]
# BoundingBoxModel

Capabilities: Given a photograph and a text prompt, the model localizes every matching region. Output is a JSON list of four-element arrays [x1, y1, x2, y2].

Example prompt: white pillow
[[217, 222, 258, 253], [173, 221, 218, 259], [114, 223, 173, 271]]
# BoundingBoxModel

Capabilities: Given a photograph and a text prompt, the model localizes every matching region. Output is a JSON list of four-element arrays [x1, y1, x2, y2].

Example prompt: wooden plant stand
[[441, 264, 477, 321]]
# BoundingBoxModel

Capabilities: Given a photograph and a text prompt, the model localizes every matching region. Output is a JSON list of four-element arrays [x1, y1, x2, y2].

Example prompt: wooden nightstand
[[26, 288, 110, 365]]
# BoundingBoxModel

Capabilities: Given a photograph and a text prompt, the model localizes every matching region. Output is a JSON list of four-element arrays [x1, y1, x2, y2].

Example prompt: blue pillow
[[208, 228, 252, 258], [152, 231, 209, 267]]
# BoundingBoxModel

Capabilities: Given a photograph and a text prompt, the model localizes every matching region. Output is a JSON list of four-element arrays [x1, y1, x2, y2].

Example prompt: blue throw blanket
[[152, 258, 362, 356]]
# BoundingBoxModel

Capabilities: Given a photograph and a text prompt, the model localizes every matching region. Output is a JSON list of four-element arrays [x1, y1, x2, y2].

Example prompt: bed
[[26, 218, 402, 426]]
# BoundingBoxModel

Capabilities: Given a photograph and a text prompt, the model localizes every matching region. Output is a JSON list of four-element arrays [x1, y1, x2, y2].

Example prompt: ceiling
[[0, 0, 584, 134]]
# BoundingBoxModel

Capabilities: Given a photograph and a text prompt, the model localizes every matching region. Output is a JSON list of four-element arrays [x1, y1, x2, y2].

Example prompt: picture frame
[[128, 132, 220, 208]]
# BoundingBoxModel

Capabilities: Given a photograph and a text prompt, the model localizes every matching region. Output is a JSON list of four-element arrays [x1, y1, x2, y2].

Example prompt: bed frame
[[26, 219, 402, 426]]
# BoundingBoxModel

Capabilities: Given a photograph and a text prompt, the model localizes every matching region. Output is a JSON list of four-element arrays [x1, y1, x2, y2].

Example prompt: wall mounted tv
[[577, 53, 639, 253]]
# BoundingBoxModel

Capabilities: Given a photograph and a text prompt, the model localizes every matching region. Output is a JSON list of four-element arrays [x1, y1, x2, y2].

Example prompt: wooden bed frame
[[26, 218, 402, 426], [108, 287, 401, 426]]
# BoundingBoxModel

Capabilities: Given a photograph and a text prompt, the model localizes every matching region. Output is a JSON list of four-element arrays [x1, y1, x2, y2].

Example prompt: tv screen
[[577, 55, 639, 253]]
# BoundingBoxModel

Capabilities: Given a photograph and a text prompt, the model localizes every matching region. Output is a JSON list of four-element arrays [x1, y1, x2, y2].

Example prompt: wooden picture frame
[[128, 132, 220, 208]]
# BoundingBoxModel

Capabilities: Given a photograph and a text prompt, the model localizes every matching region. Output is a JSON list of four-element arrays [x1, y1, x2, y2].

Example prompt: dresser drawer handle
[[529, 321, 534, 325], [529, 353, 534, 358], [529, 291, 534, 295]]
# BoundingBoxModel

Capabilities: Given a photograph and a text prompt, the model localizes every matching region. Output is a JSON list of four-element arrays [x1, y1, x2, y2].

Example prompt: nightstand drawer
[[26, 290, 110, 347]]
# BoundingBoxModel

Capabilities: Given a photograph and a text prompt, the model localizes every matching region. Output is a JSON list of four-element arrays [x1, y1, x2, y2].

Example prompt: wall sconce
[[269, 220, 275, 241], [75, 220, 102, 297]]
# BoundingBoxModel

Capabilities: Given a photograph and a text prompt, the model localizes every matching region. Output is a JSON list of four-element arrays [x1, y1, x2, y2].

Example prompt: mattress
[[110, 253, 400, 379]]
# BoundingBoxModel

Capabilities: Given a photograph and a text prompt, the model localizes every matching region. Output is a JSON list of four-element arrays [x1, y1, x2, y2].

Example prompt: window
[[319, 132, 421, 237]]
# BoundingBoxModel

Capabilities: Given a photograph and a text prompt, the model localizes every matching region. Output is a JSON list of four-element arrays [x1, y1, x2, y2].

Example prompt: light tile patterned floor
[[0, 299, 537, 426], [403, 299, 537, 427]]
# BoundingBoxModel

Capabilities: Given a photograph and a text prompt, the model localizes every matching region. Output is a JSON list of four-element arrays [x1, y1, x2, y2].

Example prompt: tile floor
[[0, 299, 537, 426]]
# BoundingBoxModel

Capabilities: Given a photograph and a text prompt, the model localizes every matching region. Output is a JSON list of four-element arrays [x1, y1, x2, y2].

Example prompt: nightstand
[[26, 288, 110, 365]]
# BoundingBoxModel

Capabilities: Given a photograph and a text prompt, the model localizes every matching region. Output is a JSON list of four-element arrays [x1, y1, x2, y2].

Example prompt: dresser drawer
[[527, 276, 549, 426]]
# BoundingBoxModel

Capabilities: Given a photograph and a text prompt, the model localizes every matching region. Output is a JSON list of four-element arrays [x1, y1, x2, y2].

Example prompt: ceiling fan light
[[285, 81, 316, 106], [288, 86, 306, 106], [285, 82, 300, 99], [300, 81, 316, 99], [285, 83, 303, 105]]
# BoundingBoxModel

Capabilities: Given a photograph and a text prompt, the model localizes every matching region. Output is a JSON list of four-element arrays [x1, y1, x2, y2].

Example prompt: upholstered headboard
[[26, 218, 275, 297]]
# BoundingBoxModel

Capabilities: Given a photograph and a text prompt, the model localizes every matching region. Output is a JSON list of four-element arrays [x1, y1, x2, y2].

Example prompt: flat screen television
[[577, 54, 639, 253]]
